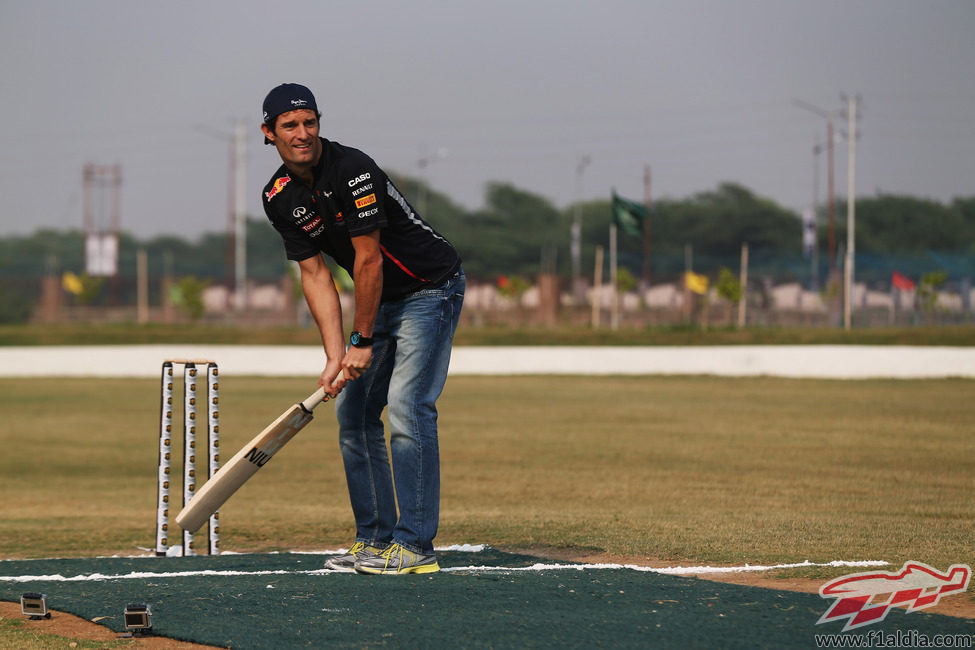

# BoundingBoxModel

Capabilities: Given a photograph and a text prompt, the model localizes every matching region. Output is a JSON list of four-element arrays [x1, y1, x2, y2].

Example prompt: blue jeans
[[335, 270, 464, 554]]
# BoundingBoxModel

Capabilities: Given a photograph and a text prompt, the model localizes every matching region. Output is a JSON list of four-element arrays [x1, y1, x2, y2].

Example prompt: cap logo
[[262, 84, 318, 140]]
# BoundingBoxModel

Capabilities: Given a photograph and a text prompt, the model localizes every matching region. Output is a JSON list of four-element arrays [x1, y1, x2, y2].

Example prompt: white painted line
[[3, 545, 486, 564], [0, 560, 887, 582], [0, 569, 326, 582], [442, 560, 890, 575]]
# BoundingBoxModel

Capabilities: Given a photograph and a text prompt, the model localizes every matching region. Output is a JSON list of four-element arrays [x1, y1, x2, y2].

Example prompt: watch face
[[350, 332, 361, 345]]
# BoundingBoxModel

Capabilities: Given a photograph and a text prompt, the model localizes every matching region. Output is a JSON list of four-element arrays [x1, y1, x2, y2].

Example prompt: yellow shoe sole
[[357, 561, 441, 575]]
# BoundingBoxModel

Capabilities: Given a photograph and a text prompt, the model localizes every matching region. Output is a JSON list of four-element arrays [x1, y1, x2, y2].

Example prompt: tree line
[[425, 179, 974, 284], [1, 177, 973, 321]]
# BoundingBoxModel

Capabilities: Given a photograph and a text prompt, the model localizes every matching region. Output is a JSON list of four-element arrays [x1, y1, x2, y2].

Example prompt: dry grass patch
[[0, 376, 971, 577]]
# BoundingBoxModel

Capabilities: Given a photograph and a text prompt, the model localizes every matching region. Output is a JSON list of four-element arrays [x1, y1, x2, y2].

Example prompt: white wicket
[[155, 360, 219, 556]]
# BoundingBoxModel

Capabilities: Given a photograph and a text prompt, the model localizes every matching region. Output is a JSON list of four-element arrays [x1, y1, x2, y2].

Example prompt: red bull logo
[[265, 175, 292, 202], [818, 561, 971, 631]]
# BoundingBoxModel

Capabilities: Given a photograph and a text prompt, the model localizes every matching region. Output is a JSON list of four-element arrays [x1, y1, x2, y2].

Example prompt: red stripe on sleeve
[[379, 244, 427, 282]]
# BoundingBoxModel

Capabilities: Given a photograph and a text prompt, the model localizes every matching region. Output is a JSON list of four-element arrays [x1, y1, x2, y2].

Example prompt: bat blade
[[175, 387, 328, 532]]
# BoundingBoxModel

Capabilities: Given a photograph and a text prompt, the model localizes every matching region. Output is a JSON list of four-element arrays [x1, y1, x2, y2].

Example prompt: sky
[[1, 0, 973, 239]]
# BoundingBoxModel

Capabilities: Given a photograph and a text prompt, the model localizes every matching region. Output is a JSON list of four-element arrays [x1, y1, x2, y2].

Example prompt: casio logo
[[348, 173, 371, 187]]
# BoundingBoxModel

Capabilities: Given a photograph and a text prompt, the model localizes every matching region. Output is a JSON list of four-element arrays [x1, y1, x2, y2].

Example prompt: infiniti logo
[[293, 207, 307, 219]]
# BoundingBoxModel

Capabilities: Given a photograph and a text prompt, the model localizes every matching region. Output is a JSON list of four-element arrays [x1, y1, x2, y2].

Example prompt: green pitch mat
[[1, 548, 972, 648]]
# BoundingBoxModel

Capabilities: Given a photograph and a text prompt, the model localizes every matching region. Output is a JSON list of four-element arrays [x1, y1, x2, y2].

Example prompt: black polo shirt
[[262, 138, 461, 302]]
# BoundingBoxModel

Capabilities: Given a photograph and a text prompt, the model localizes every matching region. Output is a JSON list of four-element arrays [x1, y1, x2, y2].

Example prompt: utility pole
[[792, 99, 836, 271], [197, 121, 248, 312], [609, 218, 619, 329], [807, 136, 822, 291], [82, 163, 122, 284], [641, 165, 652, 290], [233, 119, 247, 312], [224, 134, 235, 306], [571, 155, 591, 302], [841, 94, 861, 330]]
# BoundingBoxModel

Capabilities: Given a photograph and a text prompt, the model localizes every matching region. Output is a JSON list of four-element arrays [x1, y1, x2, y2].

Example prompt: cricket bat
[[175, 385, 332, 532]]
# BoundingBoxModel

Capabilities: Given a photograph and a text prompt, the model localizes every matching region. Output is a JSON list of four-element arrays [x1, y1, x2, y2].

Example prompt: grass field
[[1, 374, 971, 582]]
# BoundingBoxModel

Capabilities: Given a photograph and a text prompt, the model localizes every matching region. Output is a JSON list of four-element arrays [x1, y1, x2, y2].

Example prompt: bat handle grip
[[302, 387, 327, 412], [302, 372, 346, 411]]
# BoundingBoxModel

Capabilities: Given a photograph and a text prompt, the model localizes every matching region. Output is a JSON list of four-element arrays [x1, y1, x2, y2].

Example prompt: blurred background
[[1, 0, 973, 330]]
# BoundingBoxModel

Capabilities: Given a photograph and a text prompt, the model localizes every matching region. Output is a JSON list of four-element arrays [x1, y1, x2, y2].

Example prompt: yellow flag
[[62, 272, 84, 295], [685, 271, 709, 295]]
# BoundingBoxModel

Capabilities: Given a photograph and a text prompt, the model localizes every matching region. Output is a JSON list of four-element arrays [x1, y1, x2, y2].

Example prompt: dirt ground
[[2, 550, 971, 648], [0, 600, 217, 649]]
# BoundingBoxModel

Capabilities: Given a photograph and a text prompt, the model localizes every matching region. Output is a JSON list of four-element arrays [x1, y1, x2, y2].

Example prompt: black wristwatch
[[349, 331, 374, 348]]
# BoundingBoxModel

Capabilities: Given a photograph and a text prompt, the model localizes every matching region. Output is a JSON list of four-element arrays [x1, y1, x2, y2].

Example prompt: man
[[260, 83, 464, 575]]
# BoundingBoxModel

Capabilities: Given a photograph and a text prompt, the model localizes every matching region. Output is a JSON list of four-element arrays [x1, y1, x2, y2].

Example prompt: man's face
[[263, 109, 322, 169]]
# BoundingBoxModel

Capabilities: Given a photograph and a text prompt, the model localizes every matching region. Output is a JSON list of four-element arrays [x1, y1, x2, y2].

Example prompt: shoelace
[[377, 543, 404, 567], [349, 541, 367, 557]]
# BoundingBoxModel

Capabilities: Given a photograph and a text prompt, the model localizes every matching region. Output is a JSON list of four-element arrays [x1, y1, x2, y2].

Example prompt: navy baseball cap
[[262, 83, 318, 144]]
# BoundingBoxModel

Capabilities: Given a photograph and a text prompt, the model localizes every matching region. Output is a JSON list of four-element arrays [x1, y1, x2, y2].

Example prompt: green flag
[[611, 191, 647, 237]]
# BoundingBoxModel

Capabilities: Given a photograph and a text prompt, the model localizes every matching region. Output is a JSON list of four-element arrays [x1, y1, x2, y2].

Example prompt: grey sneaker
[[324, 542, 386, 573], [354, 543, 440, 575]]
